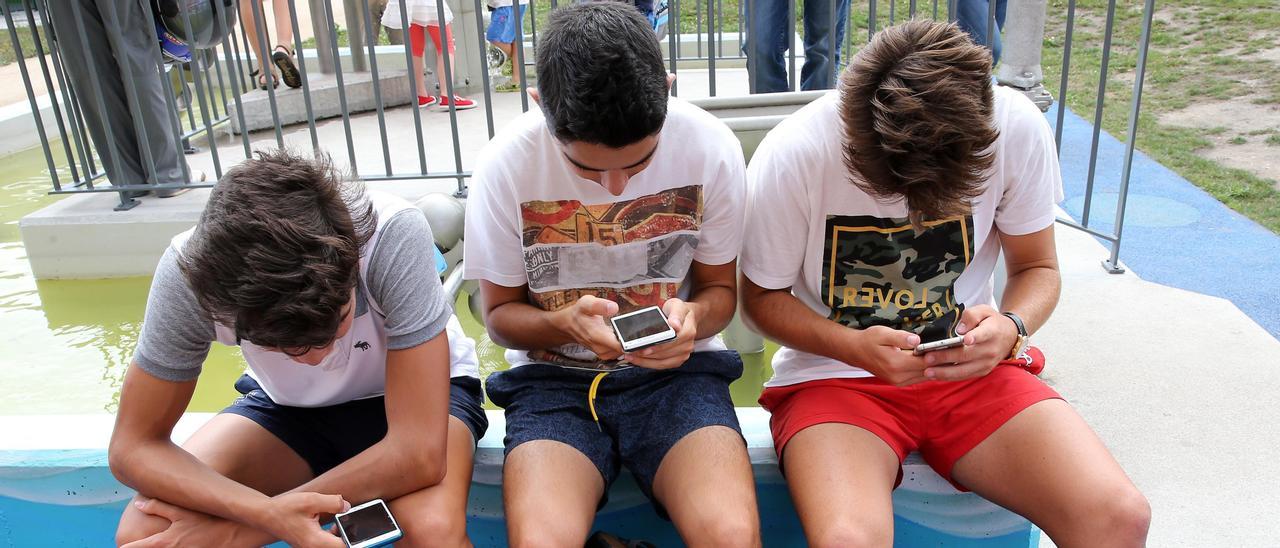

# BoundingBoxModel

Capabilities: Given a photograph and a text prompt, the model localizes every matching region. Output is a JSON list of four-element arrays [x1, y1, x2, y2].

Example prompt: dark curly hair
[[535, 2, 668, 147], [839, 19, 998, 225], [179, 149, 377, 354]]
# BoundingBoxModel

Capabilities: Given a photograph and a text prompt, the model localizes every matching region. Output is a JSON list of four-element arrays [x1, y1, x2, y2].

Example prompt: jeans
[[745, 0, 851, 93], [955, 0, 1008, 65]]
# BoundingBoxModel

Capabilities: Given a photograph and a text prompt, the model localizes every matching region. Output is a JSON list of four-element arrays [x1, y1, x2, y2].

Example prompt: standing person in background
[[383, 0, 477, 110], [956, 0, 1008, 64], [239, 0, 304, 89], [745, 0, 850, 93], [46, 0, 202, 199], [485, 0, 526, 91]]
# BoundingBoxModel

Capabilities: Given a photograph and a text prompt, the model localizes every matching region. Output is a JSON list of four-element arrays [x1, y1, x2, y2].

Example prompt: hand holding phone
[[611, 305, 678, 352], [913, 335, 965, 356], [335, 499, 402, 548]]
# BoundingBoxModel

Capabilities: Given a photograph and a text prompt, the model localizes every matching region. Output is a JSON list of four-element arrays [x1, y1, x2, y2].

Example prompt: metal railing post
[[996, 0, 1053, 112], [1104, 0, 1157, 274]]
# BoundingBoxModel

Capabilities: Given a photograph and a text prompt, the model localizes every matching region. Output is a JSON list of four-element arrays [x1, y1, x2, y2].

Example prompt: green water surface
[[0, 144, 775, 415]]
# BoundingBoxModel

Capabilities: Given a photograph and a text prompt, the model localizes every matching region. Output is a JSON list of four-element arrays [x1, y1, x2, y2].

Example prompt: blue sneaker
[[156, 21, 191, 63]]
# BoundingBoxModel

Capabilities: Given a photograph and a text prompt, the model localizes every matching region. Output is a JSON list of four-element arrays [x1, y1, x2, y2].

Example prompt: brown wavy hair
[[179, 149, 376, 354], [839, 19, 998, 225]]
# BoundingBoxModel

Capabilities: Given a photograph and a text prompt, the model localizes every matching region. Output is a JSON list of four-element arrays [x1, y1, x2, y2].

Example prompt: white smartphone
[[335, 499, 402, 548], [611, 305, 678, 352], [913, 335, 965, 356]]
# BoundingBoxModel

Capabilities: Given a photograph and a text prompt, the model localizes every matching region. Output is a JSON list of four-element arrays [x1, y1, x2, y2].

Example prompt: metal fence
[[3, 0, 1153, 271]]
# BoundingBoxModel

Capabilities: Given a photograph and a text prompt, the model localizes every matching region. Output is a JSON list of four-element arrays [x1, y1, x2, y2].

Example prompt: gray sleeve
[[133, 247, 216, 382], [366, 209, 452, 350]]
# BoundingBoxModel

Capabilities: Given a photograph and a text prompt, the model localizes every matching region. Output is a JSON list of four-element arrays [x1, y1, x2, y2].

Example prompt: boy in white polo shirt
[[110, 150, 487, 547], [741, 20, 1150, 547]]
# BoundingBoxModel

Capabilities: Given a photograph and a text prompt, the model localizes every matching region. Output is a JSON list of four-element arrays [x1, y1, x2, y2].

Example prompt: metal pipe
[[514, 0, 529, 110], [1054, 0, 1077, 154], [787, 0, 795, 90], [218, 32, 254, 157], [360, 0, 394, 176], [709, 0, 717, 96], [4, 1, 60, 191], [176, 3, 222, 178], [320, 0, 360, 176], [1105, 0, 1157, 274], [473, 0, 496, 141], [285, 0, 321, 151], [395, 0, 429, 174], [1081, 0, 1118, 228], [435, 0, 467, 194], [248, 0, 286, 147]]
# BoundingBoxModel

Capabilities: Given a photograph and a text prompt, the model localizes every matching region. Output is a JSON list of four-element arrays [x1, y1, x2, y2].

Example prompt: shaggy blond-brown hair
[[839, 19, 997, 224]]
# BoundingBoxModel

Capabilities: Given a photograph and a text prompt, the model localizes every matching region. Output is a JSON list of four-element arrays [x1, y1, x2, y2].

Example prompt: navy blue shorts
[[222, 374, 489, 476], [485, 350, 745, 514]]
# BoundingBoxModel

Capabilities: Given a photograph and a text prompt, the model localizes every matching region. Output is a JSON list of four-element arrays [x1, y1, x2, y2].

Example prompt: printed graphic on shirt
[[519, 185, 703, 369], [821, 215, 974, 342]]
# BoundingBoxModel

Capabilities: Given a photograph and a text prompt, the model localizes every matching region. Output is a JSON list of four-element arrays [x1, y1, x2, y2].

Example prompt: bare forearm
[[487, 300, 575, 350], [688, 284, 737, 339], [111, 440, 270, 528], [742, 285, 857, 365], [999, 266, 1060, 335]]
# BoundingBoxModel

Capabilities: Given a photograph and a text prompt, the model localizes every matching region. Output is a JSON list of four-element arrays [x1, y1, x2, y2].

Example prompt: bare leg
[[270, 0, 293, 49], [780, 423, 899, 548], [413, 54, 429, 98], [390, 417, 478, 548], [114, 413, 314, 544], [651, 425, 761, 547], [239, 0, 272, 83], [951, 399, 1151, 548], [502, 440, 604, 548]]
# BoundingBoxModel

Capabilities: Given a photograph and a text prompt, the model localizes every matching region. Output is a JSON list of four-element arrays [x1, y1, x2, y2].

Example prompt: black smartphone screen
[[337, 503, 396, 545], [614, 308, 672, 342]]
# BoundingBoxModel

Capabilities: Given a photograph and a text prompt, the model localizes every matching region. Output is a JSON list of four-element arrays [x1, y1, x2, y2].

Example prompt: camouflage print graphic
[[821, 215, 975, 342]]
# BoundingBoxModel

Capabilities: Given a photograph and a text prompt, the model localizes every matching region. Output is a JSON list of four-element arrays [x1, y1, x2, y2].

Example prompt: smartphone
[[335, 499, 402, 548], [611, 306, 678, 352], [913, 335, 965, 356]]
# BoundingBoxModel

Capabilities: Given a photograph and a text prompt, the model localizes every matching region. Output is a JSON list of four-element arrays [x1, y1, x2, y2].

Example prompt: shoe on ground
[[437, 95, 477, 111], [156, 169, 205, 198], [418, 95, 438, 108]]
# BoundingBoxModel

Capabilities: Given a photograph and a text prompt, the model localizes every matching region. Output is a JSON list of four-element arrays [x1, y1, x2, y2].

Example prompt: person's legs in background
[[955, 0, 1008, 64], [426, 24, 476, 110], [408, 23, 436, 107], [486, 4, 527, 89], [799, 0, 850, 91], [744, 0, 790, 93]]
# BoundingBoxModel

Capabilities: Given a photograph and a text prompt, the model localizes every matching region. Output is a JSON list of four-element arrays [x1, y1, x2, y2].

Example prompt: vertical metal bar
[[360, 0, 393, 176], [910, 0, 917, 17], [696, 0, 702, 60], [344, 0, 368, 72], [514, 0, 529, 110], [787, 0, 796, 90], [986, 0, 996, 49], [1104, 0, 1156, 274], [671, 0, 681, 95], [67, 5, 128, 200], [209, 46, 231, 121], [3, 1, 61, 191], [236, 7, 258, 89], [869, 0, 877, 41], [1054, 0, 1077, 154], [708, 0, 716, 96], [41, 0, 95, 182], [228, 13, 253, 93], [889, 0, 895, 25], [529, 0, 538, 55], [435, 0, 466, 194], [158, 65, 196, 182], [219, 32, 254, 157], [284, 0, 321, 152], [933, 0, 938, 19], [842, 0, 853, 68], [248, 0, 286, 147], [22, 0, 79, 185], [309, 0, 336, 74], [395, 0, 428, 174], [320, 0, 360, 176], [828, 0, 837, 85], [473, 0, 495, 140], [1081, 0, 1117, 228], [948, 0, 956, 22], [175, 3, 221, 178], [669, 0, 680, 93], [717, 0, 723, 59]]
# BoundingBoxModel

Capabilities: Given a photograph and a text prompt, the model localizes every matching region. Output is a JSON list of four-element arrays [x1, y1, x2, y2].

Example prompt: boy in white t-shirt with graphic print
[[740, 20, 1150, 547], [463, 4, 760, 546], [111, 150, 488, 547]]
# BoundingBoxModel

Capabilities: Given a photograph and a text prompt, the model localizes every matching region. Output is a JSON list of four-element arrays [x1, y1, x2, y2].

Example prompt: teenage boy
[[463, 3, 760, 546], [111, 150, 488, 547], [740, 20, 1150, 547]]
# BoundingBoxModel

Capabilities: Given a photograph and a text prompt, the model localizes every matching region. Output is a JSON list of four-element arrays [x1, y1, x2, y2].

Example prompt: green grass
[[1267, 134, 1280, 146], [0, 22, 45, 65], [1041, 0, 1280, 233]]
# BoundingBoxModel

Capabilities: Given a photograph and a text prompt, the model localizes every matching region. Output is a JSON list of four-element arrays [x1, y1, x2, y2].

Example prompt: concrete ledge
[[228, 71, 412, 135], [0, 410, 1038, 547]]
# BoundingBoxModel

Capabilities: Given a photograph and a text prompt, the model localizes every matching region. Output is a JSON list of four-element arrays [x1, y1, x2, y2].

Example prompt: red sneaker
[[418, 95, 438, 108], [437, 95, 477, 111]]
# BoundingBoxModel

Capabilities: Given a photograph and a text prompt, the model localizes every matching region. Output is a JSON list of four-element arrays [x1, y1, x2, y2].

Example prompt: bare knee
[[676, 510, 760, 548], [397, 507, 470, 548], [1099, 487, 1151, 546], [115, 497, 169, 546], [807, 519, 892, 548], [508, 527, 587, 548]]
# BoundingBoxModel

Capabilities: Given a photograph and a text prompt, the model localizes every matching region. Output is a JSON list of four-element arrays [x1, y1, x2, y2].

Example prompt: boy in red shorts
[[739, 20, 1150, 547]]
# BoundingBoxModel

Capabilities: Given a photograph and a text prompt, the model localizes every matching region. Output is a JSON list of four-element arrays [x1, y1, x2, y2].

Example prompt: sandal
[[250, 67, 278, 90], [272, 45, 303, 89]]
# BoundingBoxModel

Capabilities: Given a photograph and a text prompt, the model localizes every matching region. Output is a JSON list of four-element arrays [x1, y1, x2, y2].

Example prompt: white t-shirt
[[741, 85, 1064, 388], [464, 98, 746, 370]]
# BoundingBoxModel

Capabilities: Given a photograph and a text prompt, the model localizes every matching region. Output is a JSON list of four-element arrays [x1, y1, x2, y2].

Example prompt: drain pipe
[[996, 0, 1054, 112]]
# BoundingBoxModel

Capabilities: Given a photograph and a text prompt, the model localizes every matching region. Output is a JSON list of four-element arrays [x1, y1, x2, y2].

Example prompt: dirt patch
[[1161, 97, 1280, 189]]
